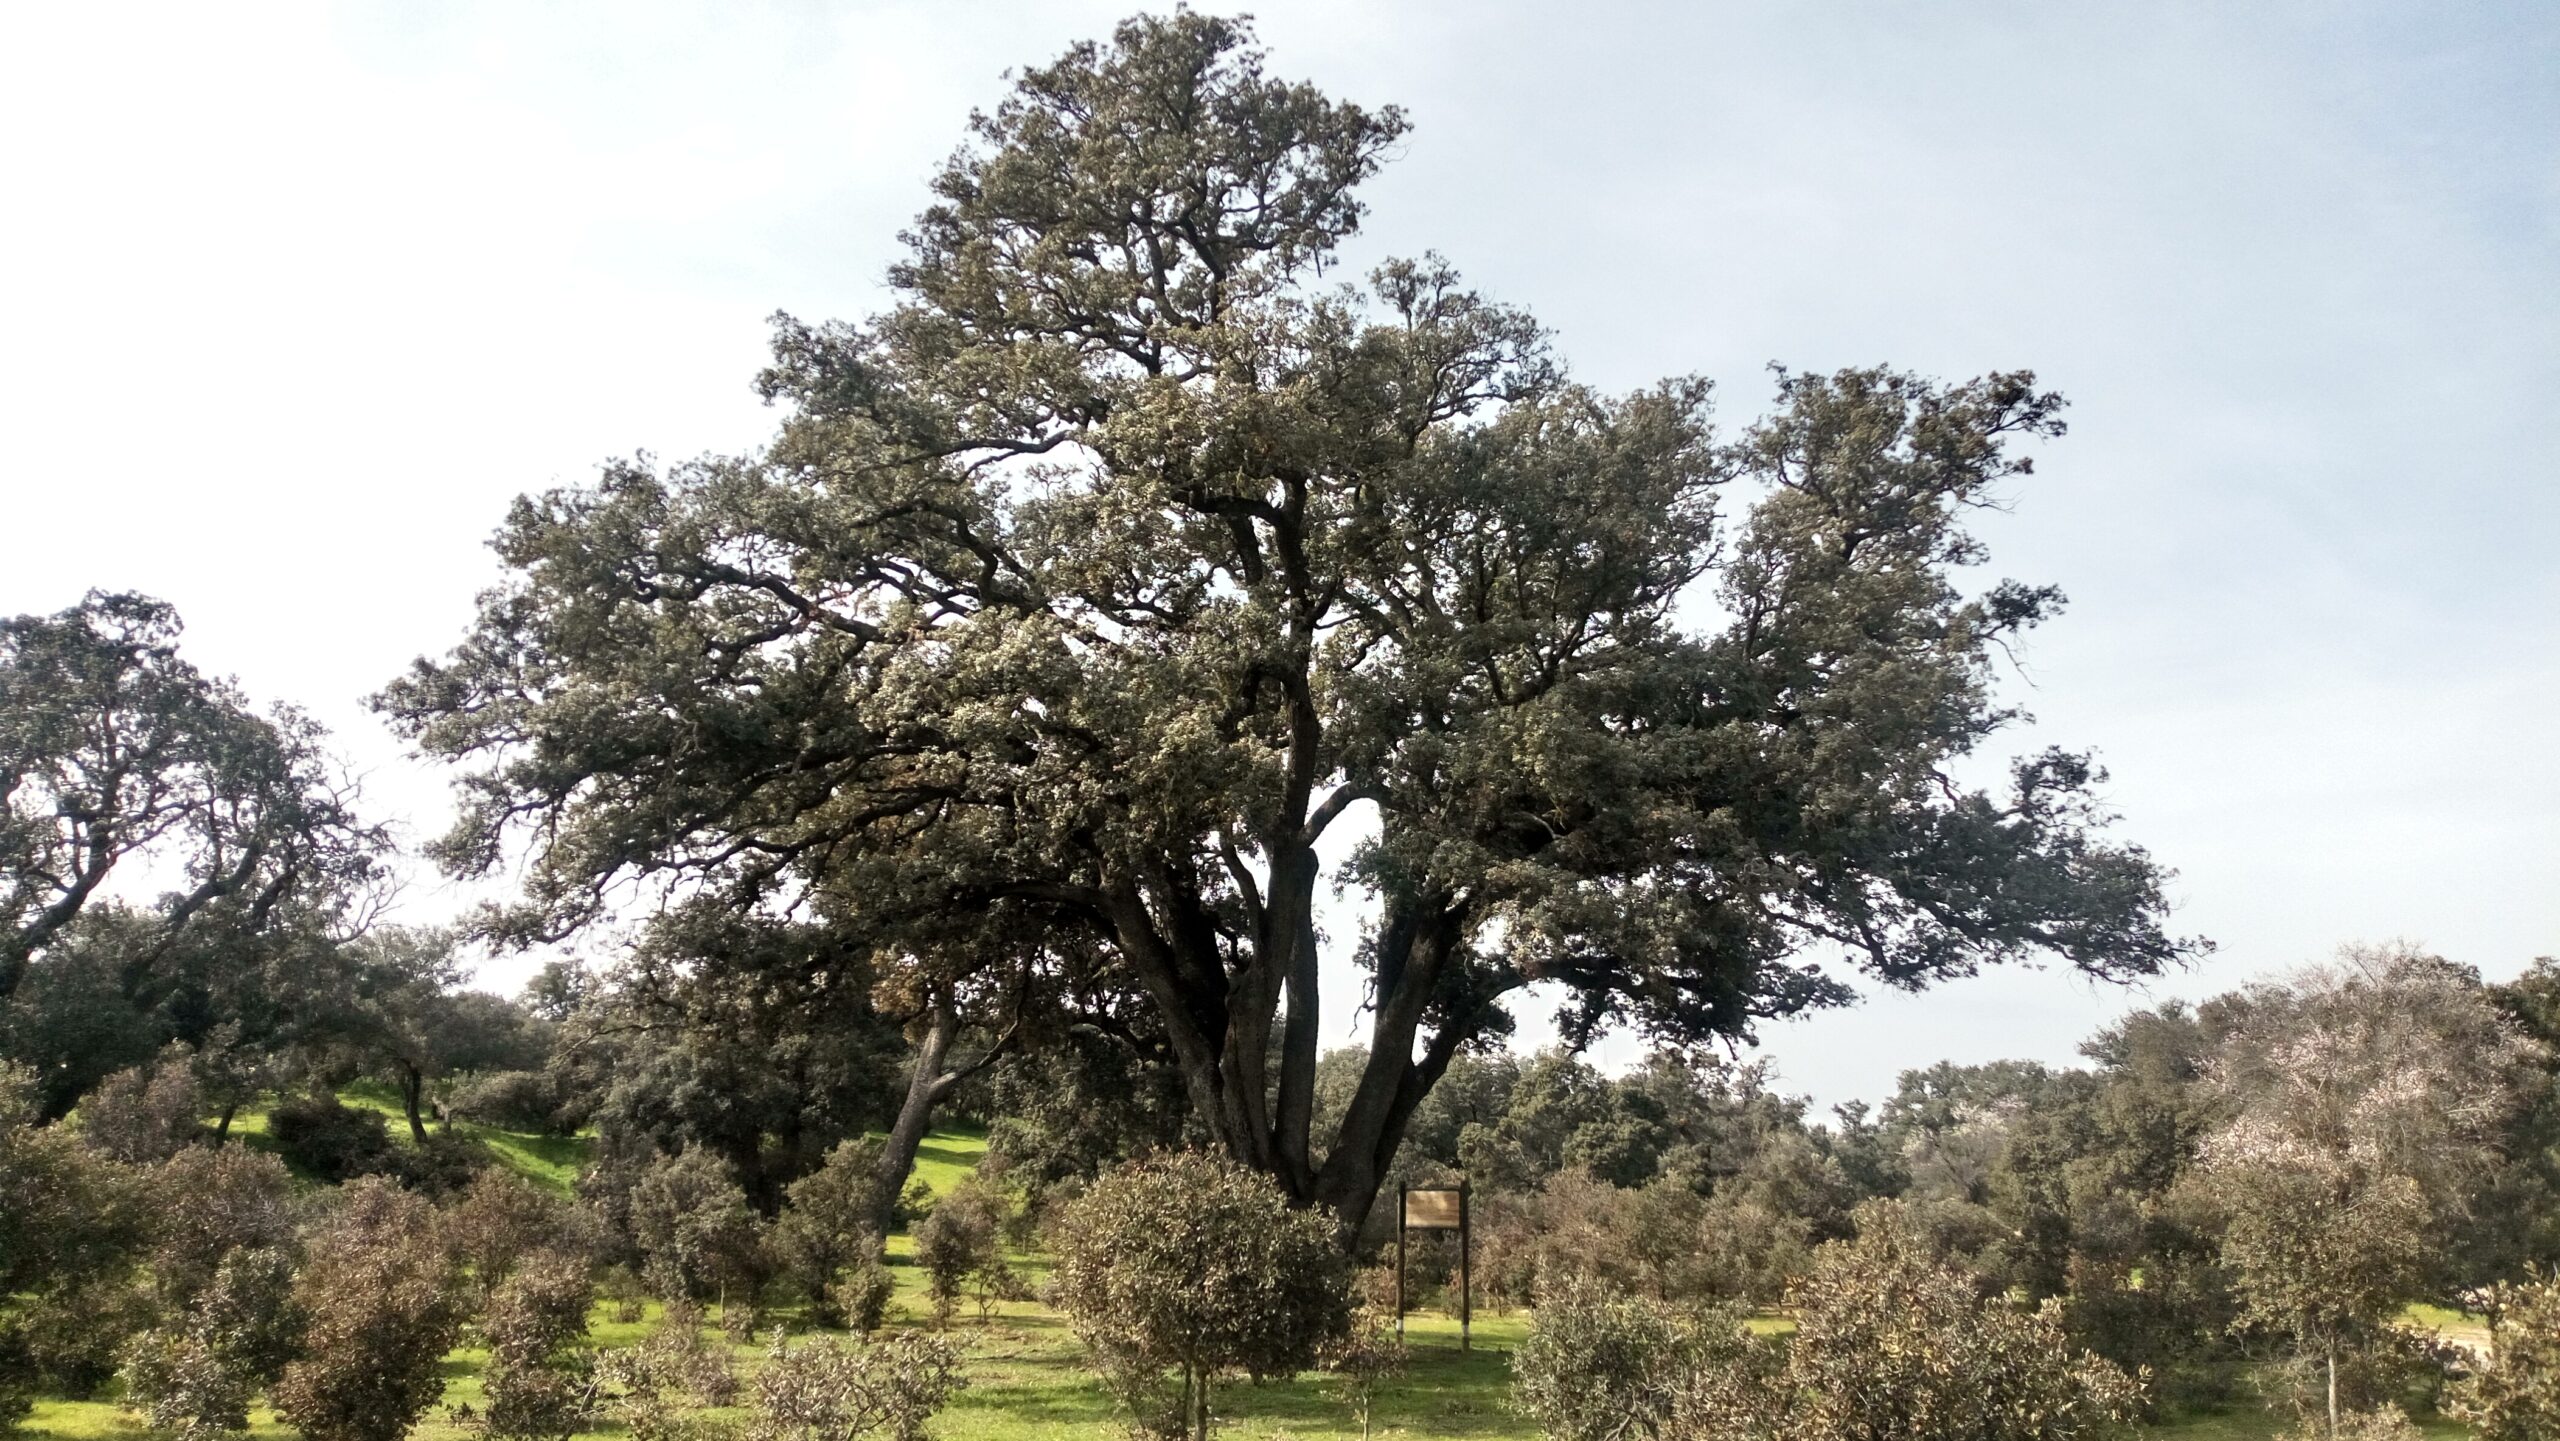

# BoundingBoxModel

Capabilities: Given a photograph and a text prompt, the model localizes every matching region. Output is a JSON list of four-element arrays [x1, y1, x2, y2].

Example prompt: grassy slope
[[220, 1083, 593, 1196], [27, 1126, 2474, 1441]]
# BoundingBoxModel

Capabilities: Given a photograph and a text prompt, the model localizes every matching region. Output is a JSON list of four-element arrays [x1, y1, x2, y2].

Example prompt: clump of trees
[[1518, 1202, 2143, 1441]]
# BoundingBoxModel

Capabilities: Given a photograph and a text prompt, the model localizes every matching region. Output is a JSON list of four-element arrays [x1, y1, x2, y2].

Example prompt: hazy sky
[[3, 2, 2552, 1112]]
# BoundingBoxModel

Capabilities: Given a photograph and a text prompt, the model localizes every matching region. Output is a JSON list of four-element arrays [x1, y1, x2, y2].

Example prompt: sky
[[2, 1, 2553, 1113]]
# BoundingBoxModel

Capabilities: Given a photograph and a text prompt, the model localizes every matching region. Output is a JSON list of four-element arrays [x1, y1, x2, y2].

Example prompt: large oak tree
[[381, 12, 2197, 1234]]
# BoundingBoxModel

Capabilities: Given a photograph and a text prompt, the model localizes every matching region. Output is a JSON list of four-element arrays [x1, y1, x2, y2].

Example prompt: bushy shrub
[[271, 1179, 467, 1441], [771, 1139, 885, 1329], [912, 1198, 994, 1326], [627, 1149, 766, 1304], [149, 1146, 297, 1308], [268, 1092, 396, 1183], [446, 1169, 580, 1296], [446, 1071, 570, 1134], [476, 1250, 595, 1441], [832, 1255, 897, 1335], [390, 1130, 490, 1200], [1512, 1281, 1702, 1441], [2457, 1271, 2560, 1440], [746, 1330, 966, 1441], [1051, 1151, 1349, 1441], [120, 1325, 254, 1441], [1770, 1203, 2145, 1439], [78, 1055, 202, 1165], [18, 1274, 156, 1399], [1316, 1304, 1404, 1441], [633, 1302, 738, 1409], [121, 1247, 303, 1441], [0, 1062, 153, 1429]]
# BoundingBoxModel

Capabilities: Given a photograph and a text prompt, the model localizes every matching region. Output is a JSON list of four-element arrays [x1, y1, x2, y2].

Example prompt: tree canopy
[[380, 11, 2198, 1231]]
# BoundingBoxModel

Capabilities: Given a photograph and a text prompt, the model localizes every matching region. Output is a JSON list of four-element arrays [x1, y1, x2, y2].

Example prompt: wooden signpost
[[1395, 1181, 1471, 1350]]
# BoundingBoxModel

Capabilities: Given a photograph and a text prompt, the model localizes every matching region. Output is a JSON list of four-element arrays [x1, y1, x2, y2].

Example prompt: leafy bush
[[476, 1250, 595, 1441], [0, 1062, 152, 1430], [771, 1139, 885, 1329], [2457, 1271, 2560, 1440], [390, 1130, 490, 1200], [746, 1330, 966, 1441], [1051, 1151, 1349, 1441], [831, 1255, 896, 1335], [120, 1248, 303, 1441], [632, 1302, 738, 1409], [124, 1243, 304, 1433], [1670, 1201, 2144, 1441], [627, 1149, 766, 1304], [149, 1146, 297, 1308], [446, 1070, 570, 1134], [271, 1179, 467, 1441], [446, 1169, 580, 1295], [268, 1092, 397, 1183], [1316, 1304, 1404, 1441], [120, 1325, 253, 1441], [78, 1055, 202, 1165], [1512, 1280, 1701, 1441], [17, 1274, 155, 1399], [912, 1196, 995, 1326]]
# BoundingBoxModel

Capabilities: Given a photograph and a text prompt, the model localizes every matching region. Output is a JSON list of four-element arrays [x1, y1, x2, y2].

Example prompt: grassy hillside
[[222, 1083, 593, 1196]]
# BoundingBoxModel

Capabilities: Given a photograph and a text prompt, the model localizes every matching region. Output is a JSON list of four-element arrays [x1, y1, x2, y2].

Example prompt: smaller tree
[[476, 1250, 596, 1441], [446, 1169, 581, 1299], [148, 1146, 297, 1309], [2194, 943, 2539, 1435], [771, 1138, 886, 1327], [271, 1179, 467, 1441], [76, 1051, 202, 1165], [120, 1247, 303, 1441], [627, 1148, 766, 1305], [1315, 1304, 1404, 1441], [2455, 1270, 2560, 1441], [913, 1177, 1014, 1325], [0, 1063, 151, 1429], [747, 1331, 966, 1441], [1051, 1152, 1349, 1441], [1765, 1201, 2145, 1441], [1512, 1281, 1707, 1441]]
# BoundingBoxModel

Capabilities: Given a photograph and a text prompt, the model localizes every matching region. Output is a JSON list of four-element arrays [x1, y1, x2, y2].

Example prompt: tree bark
[[865, 996, 1025, 1245], [398, 1064, 429, 1144]]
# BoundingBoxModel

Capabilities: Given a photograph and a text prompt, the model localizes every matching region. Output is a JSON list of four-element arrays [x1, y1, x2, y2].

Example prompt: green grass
[[18, 1125, 2478, 1440], [220, 1083, 594, 1196]]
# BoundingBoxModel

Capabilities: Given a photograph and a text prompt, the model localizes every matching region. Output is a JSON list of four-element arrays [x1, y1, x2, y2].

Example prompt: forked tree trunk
[[866, 997, 1016, 1245]]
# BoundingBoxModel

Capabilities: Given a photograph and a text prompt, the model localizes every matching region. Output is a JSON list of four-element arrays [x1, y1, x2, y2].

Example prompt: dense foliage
[[1052, 1151, 1351, 1440], [380, 8, 2197, 1238]]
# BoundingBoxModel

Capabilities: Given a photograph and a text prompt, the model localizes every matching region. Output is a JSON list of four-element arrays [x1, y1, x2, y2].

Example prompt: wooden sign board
[[1404, 1188, 1463, 1230]]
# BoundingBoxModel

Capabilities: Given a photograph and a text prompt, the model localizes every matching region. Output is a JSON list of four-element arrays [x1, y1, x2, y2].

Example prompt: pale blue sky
[[2, 2, 2551, 1110]]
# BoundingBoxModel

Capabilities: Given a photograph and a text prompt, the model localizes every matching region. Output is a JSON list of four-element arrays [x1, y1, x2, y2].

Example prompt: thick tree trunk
[[868, 1001, 963, 1243], [1109, 859, 1492, 1246], [213, 1101, 237, 1146]]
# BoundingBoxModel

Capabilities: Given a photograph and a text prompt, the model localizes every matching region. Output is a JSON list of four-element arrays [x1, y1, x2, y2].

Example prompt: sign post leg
[[1459, 1181, 1471, 1353], [1395, 1185, 1407, 1338]]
